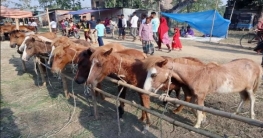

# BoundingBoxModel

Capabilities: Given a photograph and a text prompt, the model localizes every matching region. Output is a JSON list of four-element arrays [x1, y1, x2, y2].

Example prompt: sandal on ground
[[167, 49, 171, 53], [156, 49, 162, 51]]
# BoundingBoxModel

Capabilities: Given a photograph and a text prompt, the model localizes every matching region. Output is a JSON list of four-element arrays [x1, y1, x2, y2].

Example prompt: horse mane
[[52, 36, 76, 48], [143, 56, 166, 70], [53, 45, 65, 57], [173, 57, 204, 66], [36, 35, 53, 42], [9, 30, 27, 36]]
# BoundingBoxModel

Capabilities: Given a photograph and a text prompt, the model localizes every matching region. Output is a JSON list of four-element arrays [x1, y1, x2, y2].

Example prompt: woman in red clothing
[[172, 27, 182, 51]]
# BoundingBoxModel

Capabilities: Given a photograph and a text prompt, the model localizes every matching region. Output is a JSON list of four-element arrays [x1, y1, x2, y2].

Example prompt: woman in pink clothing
[[157, 17, 171, 53], [139, 17, 154, 55]]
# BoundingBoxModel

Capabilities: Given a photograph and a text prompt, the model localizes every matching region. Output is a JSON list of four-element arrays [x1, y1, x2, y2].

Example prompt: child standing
[[93, 19, 105, 46], [172, 27, 182, 51]]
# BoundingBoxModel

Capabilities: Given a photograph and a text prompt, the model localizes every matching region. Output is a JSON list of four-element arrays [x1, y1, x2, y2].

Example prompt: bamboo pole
[[15, 18, 19, 29], [94, 87, 222, 138], [46, 8, 52, 32], [209, 0, 219, 42], [104, 77, 263, 128], [226, 0, 236, 38]]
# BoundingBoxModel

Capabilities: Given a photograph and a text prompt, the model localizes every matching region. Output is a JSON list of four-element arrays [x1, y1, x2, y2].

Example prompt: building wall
[[91, 0, 105, 8]]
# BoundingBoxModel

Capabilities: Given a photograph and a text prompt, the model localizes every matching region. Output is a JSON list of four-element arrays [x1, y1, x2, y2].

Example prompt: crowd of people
[[50, 12, 197, 55]]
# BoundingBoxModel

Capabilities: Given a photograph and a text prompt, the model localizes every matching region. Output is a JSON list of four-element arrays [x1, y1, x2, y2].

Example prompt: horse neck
[[68, 45, 88, 63], [109, 55, 140, 84], [35, 41, 52, 53], [172, 62, 203, 84]]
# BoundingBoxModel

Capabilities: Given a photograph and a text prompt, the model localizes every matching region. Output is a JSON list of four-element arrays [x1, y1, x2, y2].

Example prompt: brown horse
[[156, 57, 205, 113], [74, 42, 127, 84], [86, 48, 154, 131], [1, 25, 35, 36], [143, 56, 262, 128], [9, 30, 56, 49], [48, 36, 91, 64]]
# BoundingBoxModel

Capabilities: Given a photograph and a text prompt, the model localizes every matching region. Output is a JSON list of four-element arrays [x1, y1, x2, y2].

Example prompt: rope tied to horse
[[69, 48, 78, 74]]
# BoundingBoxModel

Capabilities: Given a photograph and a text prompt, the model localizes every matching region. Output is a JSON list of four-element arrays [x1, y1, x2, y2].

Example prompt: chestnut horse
[[85, 48, 154, 131], [143, 56, 262, 128], [1, 25, 35, 36]]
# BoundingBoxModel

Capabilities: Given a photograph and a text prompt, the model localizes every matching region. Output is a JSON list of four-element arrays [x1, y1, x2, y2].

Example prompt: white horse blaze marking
[[143, 68, 157, 92], [48, 46, 55, 64], [87, 58, 98, 84], [216, 78, 233, 94], [19, 36, 30, 52], [22, 45, 28, 61]]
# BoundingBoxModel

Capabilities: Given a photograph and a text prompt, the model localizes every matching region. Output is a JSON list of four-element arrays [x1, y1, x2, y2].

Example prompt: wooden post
[[226, 0, 236, 38], [61, 75, 70, 99], [15, 18, 19, 30], [209, 0, 219, 42], [36, 57, 46, 86], [91, 88, 98, 119], [46, 8, 52, 32]]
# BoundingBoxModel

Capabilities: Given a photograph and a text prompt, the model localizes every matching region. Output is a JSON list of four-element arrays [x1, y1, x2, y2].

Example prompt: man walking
[[150, 12, 160, 45], [130, 12, 139, 42], [94, 19, 106, 46], [89, 15, 98, 44], [49, 18, 57, 33]]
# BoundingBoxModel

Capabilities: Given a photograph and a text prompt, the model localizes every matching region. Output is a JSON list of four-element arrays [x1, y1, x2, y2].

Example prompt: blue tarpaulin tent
[[161, 10, 230, 37]]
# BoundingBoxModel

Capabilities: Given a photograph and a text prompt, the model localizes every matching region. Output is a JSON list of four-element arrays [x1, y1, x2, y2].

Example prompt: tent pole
[[226, 0, 236, 38], [15, 18, 19, 29], [46, 8, 52, 32], [209, 0, 219, 42]]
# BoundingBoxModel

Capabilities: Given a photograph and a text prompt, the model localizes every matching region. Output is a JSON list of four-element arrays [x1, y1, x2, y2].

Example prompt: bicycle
[[240, 29, 263, 49]]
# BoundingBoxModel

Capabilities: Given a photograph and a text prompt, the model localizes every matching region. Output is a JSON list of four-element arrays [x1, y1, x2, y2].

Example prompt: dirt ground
[[1, 31, 263, 138]]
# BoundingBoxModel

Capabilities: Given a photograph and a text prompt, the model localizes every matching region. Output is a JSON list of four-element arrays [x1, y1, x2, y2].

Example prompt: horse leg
[[194, 94, 205, 128], [247, 89, 256, 119], [97, 83, 105, 100], [118, 86, 127, 118], [173, 86, 191, 113], [139, 93, 151, 132], [235, 91, 247, 114], [20, 54, 26, 72]]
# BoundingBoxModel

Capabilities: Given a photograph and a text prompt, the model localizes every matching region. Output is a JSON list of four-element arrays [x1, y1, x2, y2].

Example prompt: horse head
[[86, 48, 114, 87], [74, 48, 95, 84], [9, 30, 26, 48]]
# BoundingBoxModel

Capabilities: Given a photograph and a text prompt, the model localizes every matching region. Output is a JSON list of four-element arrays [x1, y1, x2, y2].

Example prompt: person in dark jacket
[[117, 15, 123, 39], [81, 17, 91, 41]]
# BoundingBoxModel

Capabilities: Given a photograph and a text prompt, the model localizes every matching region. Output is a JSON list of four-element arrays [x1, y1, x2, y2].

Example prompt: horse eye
[[151, 73, 157, 78], [97, 63, 102, 67]]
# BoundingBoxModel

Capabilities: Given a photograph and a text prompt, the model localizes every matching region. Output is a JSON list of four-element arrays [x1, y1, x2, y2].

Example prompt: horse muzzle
[[74, 76, 86, 84], [10, 44, 17, 48]]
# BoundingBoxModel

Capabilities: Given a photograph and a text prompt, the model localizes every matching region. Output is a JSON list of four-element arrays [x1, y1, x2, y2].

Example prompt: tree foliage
[[38, 0, 83, 10], [234, 0, 263, 9]]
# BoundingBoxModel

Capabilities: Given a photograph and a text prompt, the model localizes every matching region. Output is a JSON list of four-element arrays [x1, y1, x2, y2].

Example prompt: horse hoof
[[194, 124, 201, 128], [173, 109, 182, 114], [142, 125, 149, 134]]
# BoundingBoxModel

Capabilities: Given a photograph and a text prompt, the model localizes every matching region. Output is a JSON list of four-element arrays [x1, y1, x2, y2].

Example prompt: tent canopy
[[0, 6, 32, 18], [161, 10, 230, 37]]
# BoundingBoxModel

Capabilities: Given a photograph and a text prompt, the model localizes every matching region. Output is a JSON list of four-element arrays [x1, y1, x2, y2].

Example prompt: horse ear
[[156, 59, 168, 67], [86, 48, 93, 56], [103, 48, 113, 57]]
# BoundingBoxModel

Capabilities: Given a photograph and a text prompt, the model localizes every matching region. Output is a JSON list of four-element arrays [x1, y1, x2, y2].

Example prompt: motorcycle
[[67, 24, 80, 39]]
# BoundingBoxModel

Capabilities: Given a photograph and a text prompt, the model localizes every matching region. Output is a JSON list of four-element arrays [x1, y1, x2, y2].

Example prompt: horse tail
[[253, 65, 262, 93]]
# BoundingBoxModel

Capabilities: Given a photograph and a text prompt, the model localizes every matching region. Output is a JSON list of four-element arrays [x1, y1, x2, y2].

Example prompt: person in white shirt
[[130, 12, 139, 41], [49, 19, 57, 33], [30, 19, 38, 33], [120, 14, 127, 40], [109, 18, 117, 38]]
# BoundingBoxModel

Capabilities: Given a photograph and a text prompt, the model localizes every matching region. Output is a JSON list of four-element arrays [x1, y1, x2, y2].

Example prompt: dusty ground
[[1, 31, 263, 138]]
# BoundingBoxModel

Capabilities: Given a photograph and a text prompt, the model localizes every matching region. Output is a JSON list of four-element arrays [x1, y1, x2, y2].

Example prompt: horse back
[[117, 49, 147, 60]]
